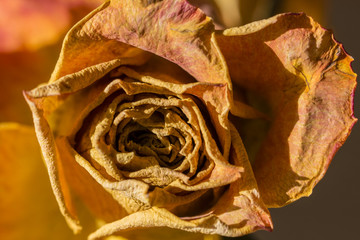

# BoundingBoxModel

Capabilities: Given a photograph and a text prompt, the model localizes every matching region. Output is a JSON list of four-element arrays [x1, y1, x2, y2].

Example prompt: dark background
[[250, 0, 360, 239]]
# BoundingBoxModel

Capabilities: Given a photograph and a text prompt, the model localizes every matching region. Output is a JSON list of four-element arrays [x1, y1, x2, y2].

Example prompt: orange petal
[[216, 13, 357, 207]]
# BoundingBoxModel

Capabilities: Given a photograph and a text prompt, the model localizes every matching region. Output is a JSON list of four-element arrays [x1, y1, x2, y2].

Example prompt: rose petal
[[49, 0, 230, 87], [0, 123, 92, 239], [57, 137, 150, 219], [216, 13, 357, 207], [85, 124, 272, 238], [24, 95, 82, 232]]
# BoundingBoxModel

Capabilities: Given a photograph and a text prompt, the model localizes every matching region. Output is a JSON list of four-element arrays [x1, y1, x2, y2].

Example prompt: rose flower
[[20, 0, 356, 239]]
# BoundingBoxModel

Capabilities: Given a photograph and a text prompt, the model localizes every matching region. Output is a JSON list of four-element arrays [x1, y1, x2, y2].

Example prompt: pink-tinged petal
[[50, 0, 230, 87], [216, 13, 357, 207]]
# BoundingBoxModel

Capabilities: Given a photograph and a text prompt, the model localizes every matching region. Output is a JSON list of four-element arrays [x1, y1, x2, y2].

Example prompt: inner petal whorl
[[74, 84, 213, 187]]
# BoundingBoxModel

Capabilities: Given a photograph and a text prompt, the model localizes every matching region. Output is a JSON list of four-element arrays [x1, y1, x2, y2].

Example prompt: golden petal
[[24, 95, 81, 232]]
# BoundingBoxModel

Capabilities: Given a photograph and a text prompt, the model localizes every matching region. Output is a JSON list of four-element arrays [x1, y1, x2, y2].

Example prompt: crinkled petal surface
[[24, 1, 273, 238], [25, 70, 272, 237], [216, 13, 357, 207], [50, 0, 230, 86], [0, 123, 94, 240]]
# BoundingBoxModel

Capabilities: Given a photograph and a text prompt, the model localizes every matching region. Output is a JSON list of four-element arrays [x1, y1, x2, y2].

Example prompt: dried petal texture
[[0, 0, 103, 52], [0, 123, 94, 240], [25, 64, 271, 237], [50, 0, 230, 86], [24, 1, 272, 238], [216, 13, 357, 207]]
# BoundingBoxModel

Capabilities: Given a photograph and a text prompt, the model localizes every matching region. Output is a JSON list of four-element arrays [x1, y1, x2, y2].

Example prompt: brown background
[[250, 0, 360, 239]]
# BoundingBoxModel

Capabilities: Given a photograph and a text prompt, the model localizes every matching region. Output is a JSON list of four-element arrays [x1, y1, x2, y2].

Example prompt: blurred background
[[0, 0, 359, 240]]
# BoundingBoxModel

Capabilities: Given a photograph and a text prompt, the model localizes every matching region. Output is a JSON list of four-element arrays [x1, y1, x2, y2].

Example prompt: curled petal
[[216, 13, 357, 207], [24, 95, 82, 232], [85, 123, 271, 239], [23, 0, 276, 237], [50, 0, 231, 87]]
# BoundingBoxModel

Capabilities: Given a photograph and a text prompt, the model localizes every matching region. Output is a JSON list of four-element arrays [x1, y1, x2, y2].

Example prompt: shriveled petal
[[216, 13, 357, 207], [56, 137, 149, 219], [24, 95, 82, 232], [50, 0, 230, 87], [0, 123, 90, 240], [208, 123, 272, 235], [85, 124, 271, 239]]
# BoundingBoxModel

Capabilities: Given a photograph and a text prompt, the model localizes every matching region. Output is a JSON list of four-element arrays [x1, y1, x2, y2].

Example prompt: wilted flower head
[[0, 0, 356, 239]]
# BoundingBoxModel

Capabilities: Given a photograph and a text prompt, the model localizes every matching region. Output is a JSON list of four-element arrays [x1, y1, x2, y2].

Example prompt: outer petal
[[216, 13, 357, 207], [0, 123, 92, 240], [50, 0, 231, 87], [24, 95, 82, 233]]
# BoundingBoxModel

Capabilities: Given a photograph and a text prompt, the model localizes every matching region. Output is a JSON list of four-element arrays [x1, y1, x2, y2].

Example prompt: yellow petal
[[216, 13, 357, 207], [0, 123, 87, 240], [24, 95, 82, 233]]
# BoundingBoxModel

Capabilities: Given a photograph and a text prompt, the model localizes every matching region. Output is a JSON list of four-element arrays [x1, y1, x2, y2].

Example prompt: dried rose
[[21, 0, 356, 239]]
